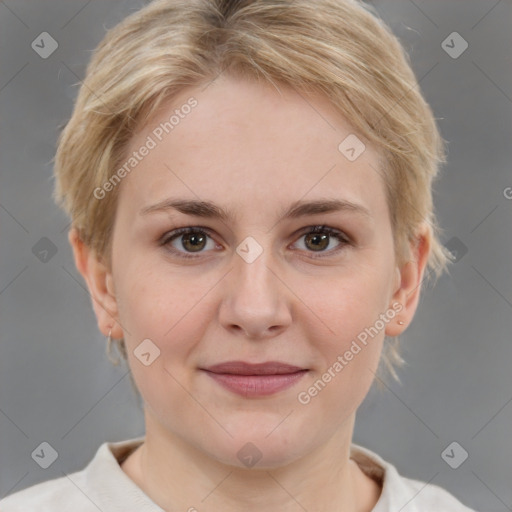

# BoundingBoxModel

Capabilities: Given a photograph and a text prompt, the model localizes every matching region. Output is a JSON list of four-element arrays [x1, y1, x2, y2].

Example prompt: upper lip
[[202, 361, 307, 375]]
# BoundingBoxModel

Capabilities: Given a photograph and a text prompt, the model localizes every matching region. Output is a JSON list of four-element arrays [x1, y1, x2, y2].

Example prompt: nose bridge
[[219, 231, 292, 338], [233, 233, 280, 301]]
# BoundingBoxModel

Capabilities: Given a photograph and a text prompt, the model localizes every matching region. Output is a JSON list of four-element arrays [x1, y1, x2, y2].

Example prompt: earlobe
[[68, 228, 123, 339], [385, 224, 432, 337]]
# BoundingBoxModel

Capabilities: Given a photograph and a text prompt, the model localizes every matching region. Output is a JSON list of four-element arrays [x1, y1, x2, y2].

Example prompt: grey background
[[0, 1, 511, 510]]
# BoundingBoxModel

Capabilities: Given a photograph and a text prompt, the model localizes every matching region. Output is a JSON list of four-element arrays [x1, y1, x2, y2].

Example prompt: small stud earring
[[398, 320, 405, 325]]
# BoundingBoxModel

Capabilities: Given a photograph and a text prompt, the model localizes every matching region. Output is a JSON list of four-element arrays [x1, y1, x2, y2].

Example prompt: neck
[[121, 410, 381, 512]]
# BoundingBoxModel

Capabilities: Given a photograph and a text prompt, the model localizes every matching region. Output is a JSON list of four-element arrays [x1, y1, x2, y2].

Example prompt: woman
[[0, 0, 477, 510]]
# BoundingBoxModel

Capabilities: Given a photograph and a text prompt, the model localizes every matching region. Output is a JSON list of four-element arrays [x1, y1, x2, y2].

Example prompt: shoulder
[[0, 470, 94, 512], [350, 443, 478, 512], [395, 473, 477, 511], [0, 437, 146, 512]]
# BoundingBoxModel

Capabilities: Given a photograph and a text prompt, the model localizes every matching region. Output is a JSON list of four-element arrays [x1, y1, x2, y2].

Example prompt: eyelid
[[160, 224, 352, 259], [159, 225, 217, 246]]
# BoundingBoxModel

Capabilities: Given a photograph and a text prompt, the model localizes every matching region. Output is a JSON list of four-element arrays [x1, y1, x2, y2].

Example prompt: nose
[[218, 240, 292, 340]]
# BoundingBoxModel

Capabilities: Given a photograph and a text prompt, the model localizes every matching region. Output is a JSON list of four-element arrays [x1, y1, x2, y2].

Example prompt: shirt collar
[[84, 437, 413, 512]]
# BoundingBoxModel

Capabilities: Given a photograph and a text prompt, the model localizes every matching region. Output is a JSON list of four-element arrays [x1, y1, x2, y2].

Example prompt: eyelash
[[159, 225, 352, 260]]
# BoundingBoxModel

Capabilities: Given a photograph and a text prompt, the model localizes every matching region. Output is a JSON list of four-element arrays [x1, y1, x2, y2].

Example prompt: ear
[[68, 228, 124, 339], [385, 223, 432, 337]]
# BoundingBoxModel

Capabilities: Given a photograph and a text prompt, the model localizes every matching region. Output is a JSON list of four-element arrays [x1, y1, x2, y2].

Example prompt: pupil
[[308, 233, 328, 251], [181, 232, 330, 253], [184, 233, 205, 252]]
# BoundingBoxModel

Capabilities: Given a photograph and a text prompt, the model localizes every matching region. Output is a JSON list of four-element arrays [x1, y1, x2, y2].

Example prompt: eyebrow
[[139, 197, 371, 222]]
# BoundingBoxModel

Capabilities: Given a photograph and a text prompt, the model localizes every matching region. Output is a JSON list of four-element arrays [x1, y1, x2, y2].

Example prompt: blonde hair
[[53, 0, 450, 381]]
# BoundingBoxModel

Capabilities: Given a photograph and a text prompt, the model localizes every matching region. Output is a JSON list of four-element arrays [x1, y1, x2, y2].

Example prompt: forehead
[[118, 75, 387, 224]]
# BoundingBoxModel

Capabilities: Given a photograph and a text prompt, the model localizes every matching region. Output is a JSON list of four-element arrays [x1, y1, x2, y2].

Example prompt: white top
[[0, 437, 477, 511]]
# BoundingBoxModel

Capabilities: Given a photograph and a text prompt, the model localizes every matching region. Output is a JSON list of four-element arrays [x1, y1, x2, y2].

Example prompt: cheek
[[295, 295, 386, 426], [300, 259, 393, 346], [113, 259, 218, 389], [116, 252, 217, 339], [293, 260, 392, 408]]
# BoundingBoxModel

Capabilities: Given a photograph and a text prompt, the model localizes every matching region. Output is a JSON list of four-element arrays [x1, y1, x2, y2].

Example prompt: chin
[[203, 424, 308, 470], [211, 441, 303, 471]]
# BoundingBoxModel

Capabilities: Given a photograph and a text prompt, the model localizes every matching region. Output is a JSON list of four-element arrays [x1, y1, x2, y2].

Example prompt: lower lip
[[202, 370, 308, 397]]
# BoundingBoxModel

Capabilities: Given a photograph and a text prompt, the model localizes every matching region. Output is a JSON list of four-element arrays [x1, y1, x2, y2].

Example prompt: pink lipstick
[[201, 361, 308, 397]]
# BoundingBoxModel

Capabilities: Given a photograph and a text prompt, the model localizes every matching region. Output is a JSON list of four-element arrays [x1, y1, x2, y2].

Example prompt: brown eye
[[180, 232, 208, 252], [293, 225, 350, 258], [304, 232, 330, 252], [161, 224, 351, 261], [161, 227, 216, 259]]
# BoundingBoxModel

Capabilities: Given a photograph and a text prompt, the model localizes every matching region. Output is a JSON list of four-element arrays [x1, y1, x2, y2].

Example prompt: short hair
[[53, 0, 450, 380]]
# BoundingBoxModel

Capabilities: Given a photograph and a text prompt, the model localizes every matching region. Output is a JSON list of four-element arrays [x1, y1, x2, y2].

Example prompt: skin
[[70, 74, 431, 512]]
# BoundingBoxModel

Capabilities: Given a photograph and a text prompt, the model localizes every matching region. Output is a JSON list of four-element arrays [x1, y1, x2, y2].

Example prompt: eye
[[291, 225, 351, 258], [160, 227, 217, 259], [160, 225, 351, 260]]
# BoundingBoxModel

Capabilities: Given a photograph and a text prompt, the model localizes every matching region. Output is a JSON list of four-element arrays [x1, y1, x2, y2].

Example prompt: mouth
[[200, 361, 309, 397]]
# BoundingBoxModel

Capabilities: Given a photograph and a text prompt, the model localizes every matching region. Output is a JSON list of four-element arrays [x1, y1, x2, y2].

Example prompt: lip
[[204, 361, 305, 375], [200, 361, 308, 397]]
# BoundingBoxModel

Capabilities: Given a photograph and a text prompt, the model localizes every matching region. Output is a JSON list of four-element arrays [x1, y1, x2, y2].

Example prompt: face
[[81, 74, 418, 468]]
